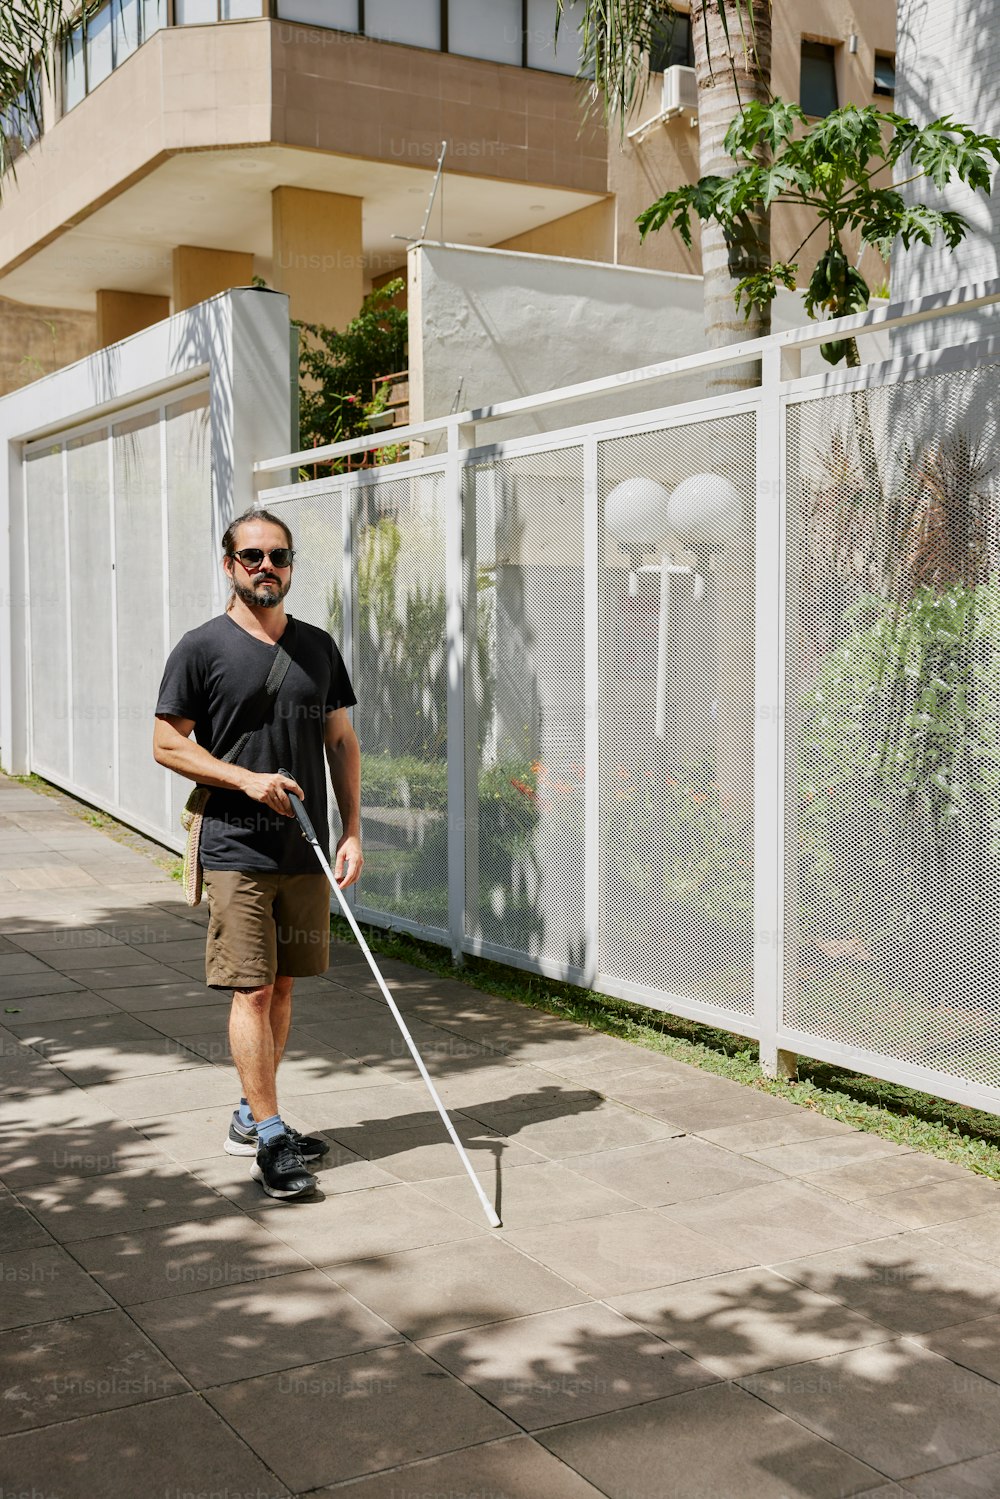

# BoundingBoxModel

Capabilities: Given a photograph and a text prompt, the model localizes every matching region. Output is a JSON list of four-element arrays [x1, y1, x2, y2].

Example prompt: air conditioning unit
[[662, 65, 697, 115]]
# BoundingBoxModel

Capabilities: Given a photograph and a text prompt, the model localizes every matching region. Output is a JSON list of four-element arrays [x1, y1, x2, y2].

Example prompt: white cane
[[278, 771, 502, 1229]]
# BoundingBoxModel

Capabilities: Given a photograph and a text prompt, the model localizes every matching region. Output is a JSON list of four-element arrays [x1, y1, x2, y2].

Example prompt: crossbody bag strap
[[218, 634, 294, 768]]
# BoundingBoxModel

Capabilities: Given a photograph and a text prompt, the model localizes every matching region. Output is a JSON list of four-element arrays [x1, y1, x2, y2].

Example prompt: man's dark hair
[[222, 506, 294, 557]]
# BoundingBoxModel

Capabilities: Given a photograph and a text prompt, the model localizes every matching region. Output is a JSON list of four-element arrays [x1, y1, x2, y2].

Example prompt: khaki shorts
[[203, 869, 331, 990]]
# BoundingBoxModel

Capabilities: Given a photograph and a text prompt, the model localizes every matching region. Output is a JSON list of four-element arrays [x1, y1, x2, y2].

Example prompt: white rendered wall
[[0, 287, 293, 781], [892, 0, 1000, 349], [407, 241, 872, 444]]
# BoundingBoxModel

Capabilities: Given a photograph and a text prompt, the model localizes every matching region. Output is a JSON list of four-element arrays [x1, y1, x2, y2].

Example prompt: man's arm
[[324, 707, 363, 888], [153, 715, 303, 816]]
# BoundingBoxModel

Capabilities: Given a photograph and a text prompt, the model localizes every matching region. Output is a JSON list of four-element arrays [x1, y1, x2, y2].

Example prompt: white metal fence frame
[[257, 278, 1000, 1118]]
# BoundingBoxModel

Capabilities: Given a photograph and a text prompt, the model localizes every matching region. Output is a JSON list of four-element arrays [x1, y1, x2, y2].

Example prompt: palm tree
[[1, 1, 86, 198], [559, 1, 772, 383]]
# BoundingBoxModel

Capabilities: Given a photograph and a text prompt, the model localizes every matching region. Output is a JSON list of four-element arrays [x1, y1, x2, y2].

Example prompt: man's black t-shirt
[[155, 613, 356, 873]]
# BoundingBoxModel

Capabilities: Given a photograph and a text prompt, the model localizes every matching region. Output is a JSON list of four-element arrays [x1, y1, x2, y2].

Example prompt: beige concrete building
[[0, 0, 895, 392]]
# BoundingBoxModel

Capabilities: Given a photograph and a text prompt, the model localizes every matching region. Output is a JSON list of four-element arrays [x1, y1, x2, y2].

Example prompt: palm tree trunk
[[691, 0, 772, 391]]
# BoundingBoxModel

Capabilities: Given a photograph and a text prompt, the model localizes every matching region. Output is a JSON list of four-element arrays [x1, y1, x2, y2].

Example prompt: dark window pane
[[648, 12, 693, 73], [64, 24, 86, 110], [873, 52, 895, 95], [800, 39, 838, 116]]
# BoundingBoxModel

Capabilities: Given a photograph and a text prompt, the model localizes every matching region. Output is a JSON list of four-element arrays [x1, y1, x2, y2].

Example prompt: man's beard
[[232, 574, 290, 609]]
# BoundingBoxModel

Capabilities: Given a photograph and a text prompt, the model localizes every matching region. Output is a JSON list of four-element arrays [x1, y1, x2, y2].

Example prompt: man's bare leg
[[230, 984, 280, 1124], [269, 975, 294, 1073]]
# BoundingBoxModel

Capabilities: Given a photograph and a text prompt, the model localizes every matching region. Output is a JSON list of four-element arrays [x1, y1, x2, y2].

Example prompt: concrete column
[[271, 186, 364, 328], [172, 246, 254, 313], [96, 290, 170, 347]]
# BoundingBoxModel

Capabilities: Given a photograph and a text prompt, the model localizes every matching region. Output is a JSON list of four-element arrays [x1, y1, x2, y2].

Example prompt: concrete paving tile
[[195, 1141, 396, 1201], [327, 1236, 587, 1339], [801, 1156, 981, 1209], [0, 1116, 176, 1190], [489, 1100, 679, 1160], [696, 1112, 864, 1152], [0, 951, 67, 977], [91, 980, 216, 1011], [0, 971, 85, 999], [608, 1267, 895, 1378], [862, 1178, 1000, 1230], [918, 1313, 1000, 1387], [285, 1081, 457, 1133], [0, 1243, 113, 1329], [131, 1268, 402, 1387], [99, 917, 209, 947], [919, 1210, 1000, 1269], [660, 1180, 904, 1263], [252, 1182, 484, 1266], [305, 1435, 609, 1499], [901, 1451, 1000, 1496], [739, 1342, 1000, 1479], [503, 1209, 755, 1297], [125, 938, 207, 965], [0, 1193, 54, 1251], [0, 1394, 290, 1499], [419, 1300, 718, 1428], [567, 1135, 785, 1208], [83, 1065, 239, 1118], [0, 990, 120, 1024], [67, 1213, 314, 1306], [0, 1307, 188, 1433], [613, 1080, 801, 1132], [6, 866, 97, 890], [423, 1063, 564, 1111], [38, 943, 169, 972], [135, 1001, 232, 1037], [70, 962, 194, 989], [535, 1381, 887, 1498], [58, 1039, 212, 1086], [774, 1233, 1000, 1335], [746, 1134, 916, 1177], [205, 1341, 516, 1492], [331, 1115, 544, 1183], [18, 1163, 240, 1243], [414, 1160, 634, 1230]]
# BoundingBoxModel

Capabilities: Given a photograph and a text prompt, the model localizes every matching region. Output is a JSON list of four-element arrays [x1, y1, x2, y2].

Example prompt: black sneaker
[[250, 1134, 318, 1200], [225, 1110, 330, 1163]]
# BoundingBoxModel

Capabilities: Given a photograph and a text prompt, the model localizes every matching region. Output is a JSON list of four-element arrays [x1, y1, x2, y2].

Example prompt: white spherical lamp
[[604, 477, 671, 548], [666, 473, 743, 548]]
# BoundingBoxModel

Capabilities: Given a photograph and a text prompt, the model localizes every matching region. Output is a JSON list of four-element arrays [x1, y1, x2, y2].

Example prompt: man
[[153, 506, 363, 1201]]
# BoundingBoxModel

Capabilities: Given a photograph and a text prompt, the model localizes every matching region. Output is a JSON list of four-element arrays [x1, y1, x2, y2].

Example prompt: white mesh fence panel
[[597, 413, 757, 1014], [114, 410, 166, 827], [24, 444, 69, 781], [785, 364, 1000, 1088], [67, 430, 114, 802], [352, 470, 449, 932], [464, 448, 587, 969], [164, 391, 213, 833]]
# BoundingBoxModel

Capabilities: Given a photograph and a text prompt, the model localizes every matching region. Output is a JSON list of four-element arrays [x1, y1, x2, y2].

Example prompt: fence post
[[756, 344, 796, 1081], [583, 432, 600, 989], [445, 419, 468, 966]]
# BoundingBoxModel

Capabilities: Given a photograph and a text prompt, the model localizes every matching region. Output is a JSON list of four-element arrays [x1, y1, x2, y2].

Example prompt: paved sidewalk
[[3, 774, 1000, 1498]]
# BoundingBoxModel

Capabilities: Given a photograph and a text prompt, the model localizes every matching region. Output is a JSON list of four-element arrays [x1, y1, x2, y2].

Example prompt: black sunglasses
[[230, 547, 295, 568]]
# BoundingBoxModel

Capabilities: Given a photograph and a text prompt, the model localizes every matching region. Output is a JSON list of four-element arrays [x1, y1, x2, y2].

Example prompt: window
[[527, 0, 584, 74], [800, 39, 838, 117], [86, 3, 114, 90], [112, 0, 140, 66], [648, 11, 694, 73], [274, 0, 358, 30], [449, 0, 522, 66], [873, 52, 895, 96], [366, 0, 441, 50], [63, 25, 86, 111], [1, 68, 42, 171]]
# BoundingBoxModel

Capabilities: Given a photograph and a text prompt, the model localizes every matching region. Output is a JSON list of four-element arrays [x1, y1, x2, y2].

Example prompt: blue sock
[[255, 1114, 286, 1146], [238, 1098, 254, 1129]]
